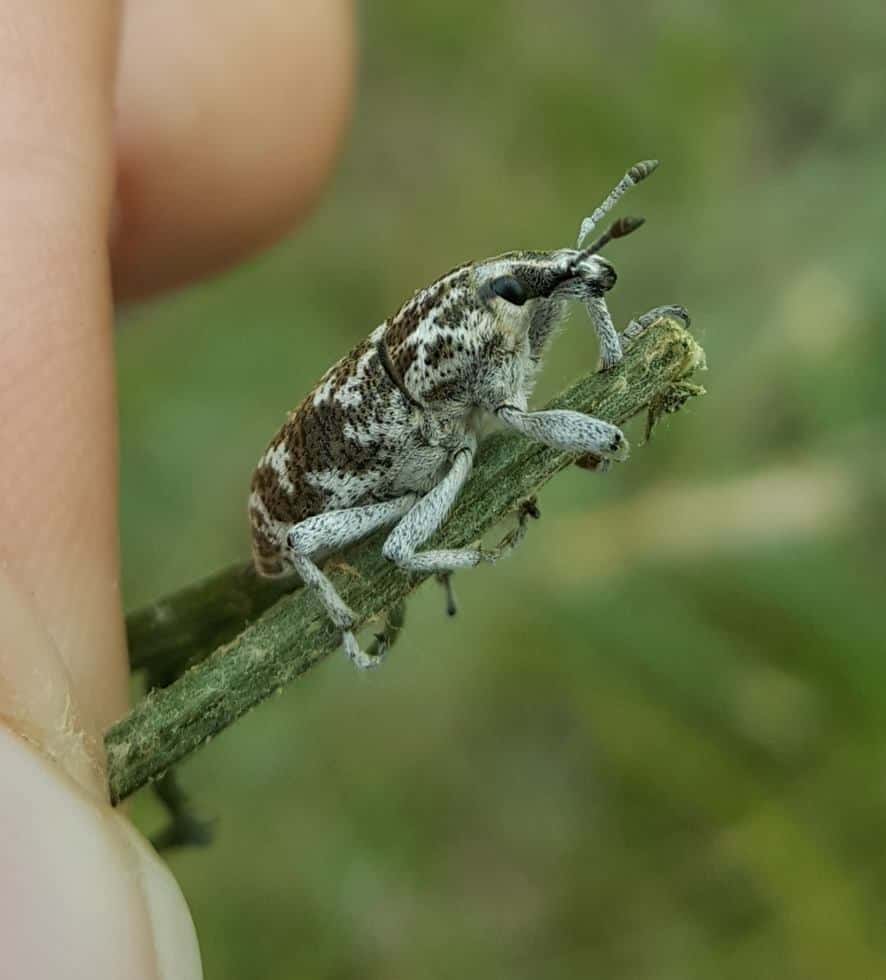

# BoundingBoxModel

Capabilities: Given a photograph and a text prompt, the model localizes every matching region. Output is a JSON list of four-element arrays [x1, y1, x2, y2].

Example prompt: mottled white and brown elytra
[[249, 159, 689, 668]]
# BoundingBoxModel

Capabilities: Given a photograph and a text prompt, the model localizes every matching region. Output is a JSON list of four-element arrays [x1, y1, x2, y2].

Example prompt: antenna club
[[582, 215, 647, 255], [575, 159, 660, 249], [629, 159, 660, 183], [611, 215, 645, 238]]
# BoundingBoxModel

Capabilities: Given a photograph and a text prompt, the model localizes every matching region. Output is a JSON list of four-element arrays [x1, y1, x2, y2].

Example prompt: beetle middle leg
[[383, 436, 536, 580], [284, 494, 416, 669], [381, 435, 488, 575]]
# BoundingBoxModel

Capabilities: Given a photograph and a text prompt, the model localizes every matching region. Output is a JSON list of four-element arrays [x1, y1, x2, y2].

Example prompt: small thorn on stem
[[437, 572, 458, 617], [520, 496, 541, 521]]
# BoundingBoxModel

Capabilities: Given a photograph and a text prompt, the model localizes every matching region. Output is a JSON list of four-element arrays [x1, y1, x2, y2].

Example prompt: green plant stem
[[109, 318, 705, 804], [127, 561, 295, 674]]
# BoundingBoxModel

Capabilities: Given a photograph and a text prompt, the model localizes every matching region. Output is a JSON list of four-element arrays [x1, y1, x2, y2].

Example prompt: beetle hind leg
[[283, 494, 416, 669]]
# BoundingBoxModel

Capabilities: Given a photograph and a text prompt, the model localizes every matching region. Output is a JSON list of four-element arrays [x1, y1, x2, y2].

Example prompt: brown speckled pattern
[[250, 246, 630, 575]]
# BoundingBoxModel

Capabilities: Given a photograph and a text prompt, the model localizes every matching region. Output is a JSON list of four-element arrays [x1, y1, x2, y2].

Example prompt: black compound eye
[[489, 275, 528, 306]]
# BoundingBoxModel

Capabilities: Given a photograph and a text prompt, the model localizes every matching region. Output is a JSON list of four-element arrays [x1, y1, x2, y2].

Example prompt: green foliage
[[120, 1, 886, 976]]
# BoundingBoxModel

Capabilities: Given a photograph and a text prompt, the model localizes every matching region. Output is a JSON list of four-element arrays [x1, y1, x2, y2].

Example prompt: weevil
[[249, 159, 688, 668]]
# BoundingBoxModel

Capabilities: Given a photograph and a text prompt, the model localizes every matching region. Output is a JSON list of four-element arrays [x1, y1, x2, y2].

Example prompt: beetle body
[[248, 161, 686, 667], [250, 248, 613, 572]]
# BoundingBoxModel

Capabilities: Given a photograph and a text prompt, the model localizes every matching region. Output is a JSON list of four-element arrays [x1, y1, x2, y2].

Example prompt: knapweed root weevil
[[249, 159, 689, 668]]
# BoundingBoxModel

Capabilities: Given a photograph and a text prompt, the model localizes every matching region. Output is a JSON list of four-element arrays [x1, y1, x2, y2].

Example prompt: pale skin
[[0, 2, 354, 977]]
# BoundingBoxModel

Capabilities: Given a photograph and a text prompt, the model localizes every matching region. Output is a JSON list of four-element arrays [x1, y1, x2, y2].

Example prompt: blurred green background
[[120, 2, 886, 977]]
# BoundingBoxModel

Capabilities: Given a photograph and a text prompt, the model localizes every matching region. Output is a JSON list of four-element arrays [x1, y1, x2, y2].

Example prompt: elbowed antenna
[[576, 159, 659, 249]]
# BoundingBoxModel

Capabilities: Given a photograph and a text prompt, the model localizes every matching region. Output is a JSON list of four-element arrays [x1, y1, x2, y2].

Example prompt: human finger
[[112, 0, 355, 300], [0, 0, 128, 729], [0, 726, 201, 979]]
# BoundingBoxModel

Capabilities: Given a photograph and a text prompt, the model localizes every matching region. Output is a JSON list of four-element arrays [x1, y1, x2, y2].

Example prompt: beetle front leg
[[585, 295, 624, 371], [495, 404, 629, 461], [588, 298, 692, 368]]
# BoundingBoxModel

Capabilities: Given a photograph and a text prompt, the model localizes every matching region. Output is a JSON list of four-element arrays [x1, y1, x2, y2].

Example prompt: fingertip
[[0, 727, 202, 979], [112, 0, 356, 300], [0, 570, 108, 802], [115, 816, 204, 980], [0, 728, 156, 978]]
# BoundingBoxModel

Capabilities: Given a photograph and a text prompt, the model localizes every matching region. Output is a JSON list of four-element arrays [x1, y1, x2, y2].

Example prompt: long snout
[[595, 258, 617, 292], [569, 254, 617, 294]]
